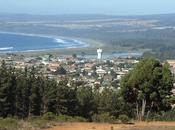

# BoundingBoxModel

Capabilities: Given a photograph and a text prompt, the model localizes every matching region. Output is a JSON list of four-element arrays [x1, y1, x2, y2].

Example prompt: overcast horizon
[[0, 0, 175, 16]]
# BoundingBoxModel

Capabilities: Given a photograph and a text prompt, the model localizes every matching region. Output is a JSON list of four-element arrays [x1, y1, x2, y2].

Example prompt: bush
[[56, 115, 73, 122], [118, 114, 130, 124], [57, 115, 87, 122], [92, 113, 115, 123], [31, 119, 51, 129], [0, 118, 19, 130], [42, 112, 56, 121], [154, 108, 175, 121], [28, 116, 55, 129], [73, 116, 87, 122]]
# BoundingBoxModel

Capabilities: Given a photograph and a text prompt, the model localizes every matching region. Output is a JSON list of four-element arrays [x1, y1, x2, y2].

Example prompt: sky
[[0, 0, 175, 15]]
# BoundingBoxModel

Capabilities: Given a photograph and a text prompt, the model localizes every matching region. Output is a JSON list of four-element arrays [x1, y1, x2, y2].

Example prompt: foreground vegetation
[[0, 58, 175, 129], [1, 111, 175, 130], [0, 114, 87, 130]]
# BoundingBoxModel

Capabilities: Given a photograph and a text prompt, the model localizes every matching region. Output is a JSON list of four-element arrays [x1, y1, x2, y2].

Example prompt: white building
[[96, 66, 106, 76], [97, 49, 103, 60]]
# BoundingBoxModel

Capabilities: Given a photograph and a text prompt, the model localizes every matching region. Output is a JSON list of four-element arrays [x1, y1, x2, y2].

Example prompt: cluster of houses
[[0, 53, 175, 94], [0, 53, 138, 90]]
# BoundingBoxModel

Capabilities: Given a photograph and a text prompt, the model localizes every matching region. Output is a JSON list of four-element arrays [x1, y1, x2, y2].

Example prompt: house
[[96, 66, 106, 76], [48, 62, 60, 72], [167, 60, 175, 75]]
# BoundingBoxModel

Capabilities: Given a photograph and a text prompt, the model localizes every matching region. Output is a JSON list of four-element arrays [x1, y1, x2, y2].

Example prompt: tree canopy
[[120, 58, 174, 120], [0, 59, 174, 121]]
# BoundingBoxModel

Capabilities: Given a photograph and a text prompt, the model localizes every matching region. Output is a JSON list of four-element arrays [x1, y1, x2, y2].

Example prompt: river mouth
[[0, 32, 89, 53]]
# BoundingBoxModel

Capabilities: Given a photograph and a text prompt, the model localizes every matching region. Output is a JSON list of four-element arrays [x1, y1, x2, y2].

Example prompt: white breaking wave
[[55, 38, 68, 44], [73, 39, 87, 46], [73, 39, 83, 44], [152, 26, 175, 30], [73, 39, 89, 47], [0, 47, 13, 51]]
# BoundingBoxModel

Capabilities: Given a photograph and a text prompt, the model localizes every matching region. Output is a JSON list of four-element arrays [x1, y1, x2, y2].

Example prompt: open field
[[46, 122, 175, 130]]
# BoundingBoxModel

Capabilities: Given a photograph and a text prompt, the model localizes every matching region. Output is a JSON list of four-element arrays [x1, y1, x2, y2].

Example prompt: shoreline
[[0, 31, 145, 57], [0, 31, 105, 55]]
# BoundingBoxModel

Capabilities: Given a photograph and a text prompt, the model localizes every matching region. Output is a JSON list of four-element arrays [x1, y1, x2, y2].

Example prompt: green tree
[[28, 67, 43, 116], [96, 88, 131, 118], [29, 77, 43, 116], [43, 78, 58, 114], [0, 62, 17, 117], [72, 54, 77, 59], [16, 67, 31, 118], [76, 86, 97, 120], [54, 66, 67, 75], [120, 58, 174, 120]]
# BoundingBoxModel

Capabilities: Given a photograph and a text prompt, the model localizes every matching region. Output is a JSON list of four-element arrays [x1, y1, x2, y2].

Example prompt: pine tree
[[43, 79, 58, 114], [16, 68, 30, 118], [29, 76, 43, 116], [0, 62, 16, 117]]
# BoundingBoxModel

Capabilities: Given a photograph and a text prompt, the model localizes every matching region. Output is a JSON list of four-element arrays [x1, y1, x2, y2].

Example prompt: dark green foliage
[[42, 112, 56, 121], [56, 115, 87, 122], [43, 79, 58, 114], [118, 114, 130, 123], [29, 77, 43, 116], [154, 108, 175, 121], [120, 58, 174, 120], [72, 54, 77, 59], [92, 112, 115, 123], [0, 59, 174, 122], [0, 118, 19, 130], [0, 61, 16, 117], [76, 86, 97, 119], [54, 66, 67, 75], [15, 68, 30, 118]]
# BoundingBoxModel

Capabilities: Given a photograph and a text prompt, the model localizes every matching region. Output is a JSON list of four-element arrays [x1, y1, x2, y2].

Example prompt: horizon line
[[0, 12, 175, 17]]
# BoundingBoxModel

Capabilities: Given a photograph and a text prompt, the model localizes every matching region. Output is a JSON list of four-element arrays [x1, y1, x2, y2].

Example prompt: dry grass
[[45, 122, 175, 130]]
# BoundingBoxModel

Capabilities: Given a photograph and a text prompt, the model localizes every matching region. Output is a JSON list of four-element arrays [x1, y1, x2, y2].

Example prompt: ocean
[[0, 32, 88, 53]]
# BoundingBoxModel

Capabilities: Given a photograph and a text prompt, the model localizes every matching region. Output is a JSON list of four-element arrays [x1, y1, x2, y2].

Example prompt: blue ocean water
[[0, 33, 88, 52]]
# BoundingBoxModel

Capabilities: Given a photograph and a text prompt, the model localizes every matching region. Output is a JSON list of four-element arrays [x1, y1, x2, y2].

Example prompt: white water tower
[[97, 49, 103, 60]]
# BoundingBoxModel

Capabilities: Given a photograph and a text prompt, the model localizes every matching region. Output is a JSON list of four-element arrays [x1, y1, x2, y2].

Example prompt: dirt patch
[[45, 122, 175, 130]]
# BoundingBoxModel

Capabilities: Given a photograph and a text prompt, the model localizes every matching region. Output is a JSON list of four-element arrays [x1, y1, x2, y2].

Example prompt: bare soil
[[46, 122, 175, 130]]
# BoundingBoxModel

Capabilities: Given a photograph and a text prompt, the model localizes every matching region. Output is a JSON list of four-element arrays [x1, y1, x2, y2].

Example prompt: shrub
[[57, 115, 74, 122], [92, 113, 115, 123], [31, 118, 50, 129], [118, 114, 130, 124], [154, 108, 175, 121], [28, 116, 55, 129], [57, 115, 86, 122], [73, 116, 87, 122], [0, 118, 19, 130], [42, 112, 56, 121]]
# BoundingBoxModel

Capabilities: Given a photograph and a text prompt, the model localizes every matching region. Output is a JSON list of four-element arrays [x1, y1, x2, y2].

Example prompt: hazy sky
[[0, 0, 175, 15]]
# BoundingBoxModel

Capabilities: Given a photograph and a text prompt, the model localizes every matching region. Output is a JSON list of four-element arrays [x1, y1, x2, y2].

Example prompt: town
[[0, 49, 175, 95], [0, 49, 139, 90]]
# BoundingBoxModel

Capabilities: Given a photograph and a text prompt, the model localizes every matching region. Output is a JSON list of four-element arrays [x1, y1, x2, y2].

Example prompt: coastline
[[0, 31, 102, 54], [15, 38, 105, 57], [0, 31, 144, 57], [0, 31, 106, 56]]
